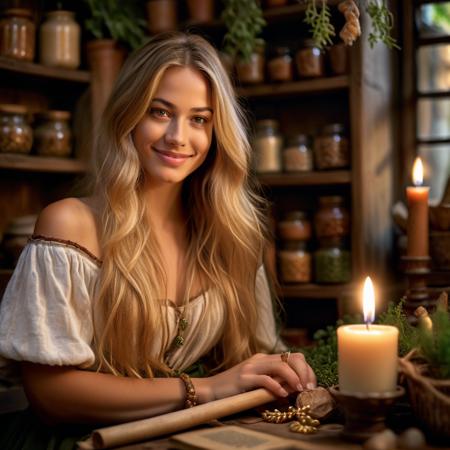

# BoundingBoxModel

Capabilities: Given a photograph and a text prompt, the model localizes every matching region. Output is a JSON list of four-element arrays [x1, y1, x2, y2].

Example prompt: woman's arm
[[22, 351, 315, 425]]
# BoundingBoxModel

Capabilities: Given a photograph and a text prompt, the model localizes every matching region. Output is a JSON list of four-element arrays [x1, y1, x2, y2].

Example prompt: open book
[[170, 425, 308, 450]]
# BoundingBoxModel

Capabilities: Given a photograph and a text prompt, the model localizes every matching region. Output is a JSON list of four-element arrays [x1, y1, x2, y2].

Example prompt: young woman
[[0, 32, 316, 446]]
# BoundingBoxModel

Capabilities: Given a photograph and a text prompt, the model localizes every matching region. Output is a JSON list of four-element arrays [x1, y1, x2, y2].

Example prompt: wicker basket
[[399, 350, 450, 439]]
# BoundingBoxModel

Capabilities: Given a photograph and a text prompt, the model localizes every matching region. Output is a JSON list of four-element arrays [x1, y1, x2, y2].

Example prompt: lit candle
[[406, 157, 429, 257], [337, 277, 398, 394]]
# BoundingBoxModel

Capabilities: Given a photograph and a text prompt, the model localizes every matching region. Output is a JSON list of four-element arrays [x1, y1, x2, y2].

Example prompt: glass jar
[[314, 196, 350, 238], [314, 123, 350, 169], [34, 110, 72, 157], [278, 240, 312, 283], [282, 134, 313, 172], [267, 46, 293, 82], [314, 237, 351, 284], [0, 8, 35, 61], [253, 119, 283, 173], [278, 211, 312, 241], [0, 104, 33, 154], [236, 51, 265, 85], [39, 10, 80, 69], [295, 39, 324, 78]]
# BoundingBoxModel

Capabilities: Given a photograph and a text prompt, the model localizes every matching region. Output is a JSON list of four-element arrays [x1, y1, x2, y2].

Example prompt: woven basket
[[399, 350, 450, 439]]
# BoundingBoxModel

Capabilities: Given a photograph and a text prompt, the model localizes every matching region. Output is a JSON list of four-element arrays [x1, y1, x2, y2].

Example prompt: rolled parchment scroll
[[78, 388, 276, 449]]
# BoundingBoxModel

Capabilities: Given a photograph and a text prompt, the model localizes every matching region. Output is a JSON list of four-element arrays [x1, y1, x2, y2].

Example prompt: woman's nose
[[165, 118, 186, 147]]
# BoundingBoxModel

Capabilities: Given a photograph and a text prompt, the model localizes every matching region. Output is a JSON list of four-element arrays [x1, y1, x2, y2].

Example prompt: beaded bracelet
[[180, 372, 198, 408]]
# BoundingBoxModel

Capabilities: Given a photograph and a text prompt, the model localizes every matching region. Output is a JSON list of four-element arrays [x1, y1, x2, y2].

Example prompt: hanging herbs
[[301, 0, 399, 50], [367, 0, 400, 49], [304, 0, 335, 49]]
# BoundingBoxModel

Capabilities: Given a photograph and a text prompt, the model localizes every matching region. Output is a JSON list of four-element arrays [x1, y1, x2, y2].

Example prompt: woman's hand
[[200, 352, 316, 402]]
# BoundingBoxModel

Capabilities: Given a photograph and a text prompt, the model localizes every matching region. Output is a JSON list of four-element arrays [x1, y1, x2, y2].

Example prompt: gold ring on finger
[[280, 351, 290, 363]]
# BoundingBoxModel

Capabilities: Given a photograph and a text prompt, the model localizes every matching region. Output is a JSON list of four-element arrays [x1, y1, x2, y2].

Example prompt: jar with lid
[[40, 10, 80, 69], [34, 110, 72, 157], [314, 196, 350, 238], [253, 119, 283, 173], [295, 39, 324, 78], [236, 49, 265, 85], [314, 123, 350, 169], [0, 8, 35, 61], [314, 237, 351, 283], [267, 46, 293, 83], [278, 240, 312, 283], [278, 211, 312, 241], [0, 104, 33, 154], [282, 134, 313, 172]]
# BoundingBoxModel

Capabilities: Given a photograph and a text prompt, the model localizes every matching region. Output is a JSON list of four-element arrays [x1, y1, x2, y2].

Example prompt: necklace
[[165, 308, 189, 361]]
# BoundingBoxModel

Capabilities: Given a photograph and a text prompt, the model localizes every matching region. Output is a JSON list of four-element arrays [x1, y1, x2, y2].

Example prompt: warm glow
[[363, 276, 375, 324], [412, 157, 424, 186]]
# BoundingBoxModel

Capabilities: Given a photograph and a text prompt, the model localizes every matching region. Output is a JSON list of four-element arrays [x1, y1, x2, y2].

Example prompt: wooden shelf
[[0, 154, 87, 173], [0, 56, 90, 83], [279, 283, 354, 299], [258, 170, 351, 186], [237, 76, 349, 98], [262, 0, 341, 22]]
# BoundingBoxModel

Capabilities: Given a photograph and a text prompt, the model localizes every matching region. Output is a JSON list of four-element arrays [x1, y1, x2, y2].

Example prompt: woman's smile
[[152, 147, 194, 167]]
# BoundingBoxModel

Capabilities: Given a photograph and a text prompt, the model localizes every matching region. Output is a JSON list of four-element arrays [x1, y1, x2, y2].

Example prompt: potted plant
[[83, 0, 147, 123], [221, 0, 266, 84], [186, 0, 215, 24]]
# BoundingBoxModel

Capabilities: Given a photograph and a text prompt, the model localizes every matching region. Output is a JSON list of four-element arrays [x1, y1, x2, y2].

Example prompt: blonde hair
[[93, 32, 268, 378]]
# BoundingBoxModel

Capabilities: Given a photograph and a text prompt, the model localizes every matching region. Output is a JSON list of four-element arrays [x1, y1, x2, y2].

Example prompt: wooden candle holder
[[329, 385, 405, 442], [401, 255, 432, 320]]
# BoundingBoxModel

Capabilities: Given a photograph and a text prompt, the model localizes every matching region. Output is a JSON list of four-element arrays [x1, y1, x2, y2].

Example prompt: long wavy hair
[[92, 32, 269, 378]]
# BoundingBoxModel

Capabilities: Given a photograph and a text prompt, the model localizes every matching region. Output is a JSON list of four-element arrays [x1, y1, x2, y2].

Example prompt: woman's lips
[[152, 147, 193, 166]]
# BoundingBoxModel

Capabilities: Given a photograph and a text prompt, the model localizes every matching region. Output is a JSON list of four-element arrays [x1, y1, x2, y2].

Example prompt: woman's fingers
[[285, 352, 317, 390]]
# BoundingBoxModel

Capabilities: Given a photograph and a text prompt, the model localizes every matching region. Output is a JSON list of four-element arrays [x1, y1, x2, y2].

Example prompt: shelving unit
[[0, 5, 90, 283], [230, 2, 396, 327]]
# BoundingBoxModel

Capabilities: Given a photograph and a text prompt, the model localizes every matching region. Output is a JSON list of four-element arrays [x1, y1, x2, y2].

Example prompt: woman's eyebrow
[[152, 98, 213, 113]]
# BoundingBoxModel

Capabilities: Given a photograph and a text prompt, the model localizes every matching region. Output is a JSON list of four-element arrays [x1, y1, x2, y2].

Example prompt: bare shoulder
[[34, 197, 101, 258]]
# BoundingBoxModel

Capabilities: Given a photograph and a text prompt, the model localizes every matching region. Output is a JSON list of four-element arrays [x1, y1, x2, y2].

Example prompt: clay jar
[[295, 39, 324, 78], [235, 50, 265, 85], [39, 10, 80, 69], [328, 42, 348, 75], [265, 0, 289, 7], [187, 0, 214, 23], [0, 8, 35, 61], [146, 0, 177, 34]]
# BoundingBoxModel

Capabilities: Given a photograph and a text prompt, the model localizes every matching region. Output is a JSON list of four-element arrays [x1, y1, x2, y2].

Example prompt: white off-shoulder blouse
[[0, 237, 285, 382]]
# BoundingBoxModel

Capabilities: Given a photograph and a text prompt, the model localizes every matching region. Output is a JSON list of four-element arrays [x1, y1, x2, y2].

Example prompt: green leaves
[[304, 0, 335, 49], [84, 0, 147, 50], [366, 0, 400, 50], [221, 0, 266, 62]]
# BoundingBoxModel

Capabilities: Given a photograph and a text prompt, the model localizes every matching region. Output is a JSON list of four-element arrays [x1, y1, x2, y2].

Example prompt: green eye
[[193, 116, 207, 124]]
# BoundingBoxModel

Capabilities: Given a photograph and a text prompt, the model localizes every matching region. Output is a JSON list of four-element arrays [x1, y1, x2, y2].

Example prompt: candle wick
[[366, 322, 370, 331]]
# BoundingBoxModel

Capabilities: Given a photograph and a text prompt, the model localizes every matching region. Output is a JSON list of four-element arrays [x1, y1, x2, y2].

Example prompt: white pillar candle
[[337, 277, 399, 394]]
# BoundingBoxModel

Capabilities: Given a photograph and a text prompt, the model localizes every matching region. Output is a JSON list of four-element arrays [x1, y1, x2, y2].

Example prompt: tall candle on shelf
[[406, 157, 429, 257], [337, 277, 399, 394]]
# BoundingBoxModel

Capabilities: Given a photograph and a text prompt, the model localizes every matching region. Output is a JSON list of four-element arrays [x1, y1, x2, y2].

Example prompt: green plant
[[367, 0, 399, 50], [418, 309, 450, 379], [302, 0, 399, 50], [304, 0, 335, 49], [221, 0, 266, 62], [84, 0, 147, 50]]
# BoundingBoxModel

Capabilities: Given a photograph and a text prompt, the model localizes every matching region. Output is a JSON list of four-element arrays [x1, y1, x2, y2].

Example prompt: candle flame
[[363, 276, 375, 325], [412, 157, 424, 186]]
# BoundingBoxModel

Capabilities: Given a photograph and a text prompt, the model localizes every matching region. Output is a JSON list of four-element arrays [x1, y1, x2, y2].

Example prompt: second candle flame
[[363, 276, 375, 326]]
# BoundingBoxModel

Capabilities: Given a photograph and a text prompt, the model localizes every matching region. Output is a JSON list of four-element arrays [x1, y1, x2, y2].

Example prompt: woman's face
[[133, 65, 214, 186]]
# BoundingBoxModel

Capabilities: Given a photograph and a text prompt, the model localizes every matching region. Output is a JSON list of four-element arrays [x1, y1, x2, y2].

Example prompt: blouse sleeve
[[255, 265, 287, 353], [0, 240, 99, 368]]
